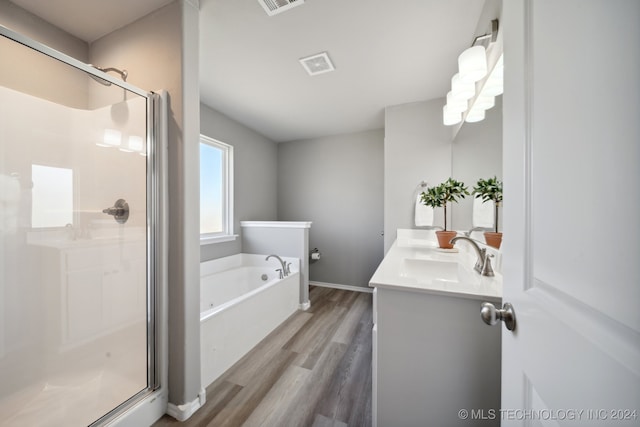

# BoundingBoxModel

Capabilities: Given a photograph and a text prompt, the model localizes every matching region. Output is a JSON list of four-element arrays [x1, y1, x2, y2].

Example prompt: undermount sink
[[401, 258, 479, 286]]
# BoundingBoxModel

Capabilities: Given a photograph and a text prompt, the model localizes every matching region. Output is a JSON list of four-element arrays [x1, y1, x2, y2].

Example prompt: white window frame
[[199, 135, 235, 245]]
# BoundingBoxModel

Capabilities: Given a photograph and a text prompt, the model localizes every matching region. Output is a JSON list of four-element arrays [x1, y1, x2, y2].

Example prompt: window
[[31, 164, 73, 228], [200, 135, 234, 243]]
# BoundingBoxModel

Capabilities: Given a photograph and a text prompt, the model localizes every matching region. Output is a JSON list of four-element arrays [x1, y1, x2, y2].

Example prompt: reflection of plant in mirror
[[421, 178, 469, 231], [473, 176, 503, 233]]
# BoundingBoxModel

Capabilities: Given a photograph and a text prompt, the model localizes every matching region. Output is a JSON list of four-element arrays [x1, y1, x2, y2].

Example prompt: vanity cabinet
[[372, 287, 501, 427], [370, 233, 502, 427]]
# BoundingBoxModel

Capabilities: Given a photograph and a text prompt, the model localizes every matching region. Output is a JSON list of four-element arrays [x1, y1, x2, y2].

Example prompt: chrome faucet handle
[[450, 235, 496, 277], [102, 199, 129, 224], [284, 262, 291, 276], [481, 252, 495, 277], [275, 268, 284, 279]]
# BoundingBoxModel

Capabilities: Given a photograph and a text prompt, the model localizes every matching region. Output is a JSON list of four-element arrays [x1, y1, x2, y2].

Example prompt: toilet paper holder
[[310, 248, 321, 262]]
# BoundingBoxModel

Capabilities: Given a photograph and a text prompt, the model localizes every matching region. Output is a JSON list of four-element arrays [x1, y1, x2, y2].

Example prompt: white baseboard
[[309, 281, 373, 293], [299, 301, 311, 311], [166, 388, 206, 421]]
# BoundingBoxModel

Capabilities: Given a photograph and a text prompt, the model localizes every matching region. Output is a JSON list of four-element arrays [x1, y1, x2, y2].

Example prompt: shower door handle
[[103, 199, 129, 224]]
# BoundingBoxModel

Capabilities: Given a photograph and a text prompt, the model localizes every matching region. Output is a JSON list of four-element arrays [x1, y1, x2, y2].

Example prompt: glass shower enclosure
[[0, 26, 161, 426]]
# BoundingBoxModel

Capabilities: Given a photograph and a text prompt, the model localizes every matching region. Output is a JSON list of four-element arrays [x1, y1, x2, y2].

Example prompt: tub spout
[[266, 254, 288, 277]]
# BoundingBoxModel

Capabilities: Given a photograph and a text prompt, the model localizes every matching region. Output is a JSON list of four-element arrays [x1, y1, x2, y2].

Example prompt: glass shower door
[[0, 28, 155, 426]]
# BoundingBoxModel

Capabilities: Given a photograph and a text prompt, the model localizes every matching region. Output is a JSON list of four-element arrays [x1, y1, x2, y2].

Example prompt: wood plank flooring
[[153, 286, 373, 427]]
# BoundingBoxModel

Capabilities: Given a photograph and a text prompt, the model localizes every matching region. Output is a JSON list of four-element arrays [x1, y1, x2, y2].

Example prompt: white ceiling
[[10, 0, 488, 143], [200, 0, 486, 142]]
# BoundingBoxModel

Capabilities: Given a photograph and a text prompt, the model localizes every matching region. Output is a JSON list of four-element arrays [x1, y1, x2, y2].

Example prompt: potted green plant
[[420, 178, 469, 249], [472, 176, 503, 249]]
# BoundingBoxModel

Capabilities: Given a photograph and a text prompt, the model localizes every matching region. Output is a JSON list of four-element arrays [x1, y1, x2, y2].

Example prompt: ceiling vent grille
[[257, 0, 305, 16], [299, 52, 335, 76]]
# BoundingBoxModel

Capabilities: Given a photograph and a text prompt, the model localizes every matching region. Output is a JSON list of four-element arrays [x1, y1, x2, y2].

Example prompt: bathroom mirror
[[450, 96, 503, 233]]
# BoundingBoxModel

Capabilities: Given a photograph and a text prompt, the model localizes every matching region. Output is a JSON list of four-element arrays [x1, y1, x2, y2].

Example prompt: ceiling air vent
[[299, 52, 335, 76], [257, 0, 305, 16]]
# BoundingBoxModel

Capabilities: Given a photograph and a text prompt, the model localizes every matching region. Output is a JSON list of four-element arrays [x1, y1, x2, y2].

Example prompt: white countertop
[[369, 230, 502, 302]]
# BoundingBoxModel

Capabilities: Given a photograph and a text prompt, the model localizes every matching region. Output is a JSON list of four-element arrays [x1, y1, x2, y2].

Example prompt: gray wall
[[200, 104, 279, 261], [451, 96, 503, 232], [278, 130, 384, 289], [91, 0, 202, 407], [384, 99, 452, 252]]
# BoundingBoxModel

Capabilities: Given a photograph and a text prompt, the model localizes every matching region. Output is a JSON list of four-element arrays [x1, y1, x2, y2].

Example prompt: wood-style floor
[[153, 286, 373, 427]]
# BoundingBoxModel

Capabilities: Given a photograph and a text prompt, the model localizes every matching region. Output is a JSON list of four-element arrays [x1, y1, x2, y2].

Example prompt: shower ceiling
[[10, 0, 491, 143]]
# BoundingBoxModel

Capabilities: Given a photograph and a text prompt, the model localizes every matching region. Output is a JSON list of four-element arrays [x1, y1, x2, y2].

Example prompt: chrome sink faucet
[[266, 254, 289, 278], [450, 236, 495, 277]]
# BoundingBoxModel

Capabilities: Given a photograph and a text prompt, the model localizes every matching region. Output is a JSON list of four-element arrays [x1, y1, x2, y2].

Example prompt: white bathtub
[[200, 253, 300, 387]]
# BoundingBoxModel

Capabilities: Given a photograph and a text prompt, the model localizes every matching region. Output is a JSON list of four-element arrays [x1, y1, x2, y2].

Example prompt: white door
[[501, 0, 640, 425]]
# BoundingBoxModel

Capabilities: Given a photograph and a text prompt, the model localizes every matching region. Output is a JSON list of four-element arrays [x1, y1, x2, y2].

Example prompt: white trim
[[240, 221, 312, 229], [310, 281, 373, 294], [108, 389, 168, 427], [200, 135, 234, 241], [200, 234, 238, 245], [166, 388, 206, 422], [299, 301, 311, 311]]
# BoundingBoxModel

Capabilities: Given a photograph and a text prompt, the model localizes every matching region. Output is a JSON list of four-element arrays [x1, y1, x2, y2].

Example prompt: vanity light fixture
[[458, 45, 487, 84], [451, 73, 475, 101], [482, 55, 504, 97], [443, 104, 462, 126], [465, 107, 485, 123], [446, 91, 468, 113], [443, 19, 502, 126]]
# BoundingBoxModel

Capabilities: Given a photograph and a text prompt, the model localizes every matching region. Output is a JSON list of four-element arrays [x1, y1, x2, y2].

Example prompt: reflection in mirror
[[451, 96, 502, 236]]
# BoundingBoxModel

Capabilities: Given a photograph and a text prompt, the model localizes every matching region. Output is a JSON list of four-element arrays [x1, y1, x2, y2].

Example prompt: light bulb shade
[[443, 105, 462, 126], [482, 77, 503, 96], [458, 45, 487, 83], [465, 108, 485, 123], [473, 95, 495, 110], [446, 91, 468, 113], [451, 73, 475, 100], [482, 80, 504, 96], [482, 54, 504, 96]]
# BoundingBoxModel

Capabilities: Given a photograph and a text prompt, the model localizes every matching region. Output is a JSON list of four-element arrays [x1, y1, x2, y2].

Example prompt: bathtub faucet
[[266, 254, 289, 278]]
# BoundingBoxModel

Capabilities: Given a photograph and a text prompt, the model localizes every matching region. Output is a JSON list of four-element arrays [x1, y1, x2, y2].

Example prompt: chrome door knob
[[481, 302, 516, 331]]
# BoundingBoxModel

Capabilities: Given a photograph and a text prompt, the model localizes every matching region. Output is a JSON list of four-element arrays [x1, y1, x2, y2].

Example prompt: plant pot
[[484, 232, 503, 249], [436, 230, 458, 249]]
